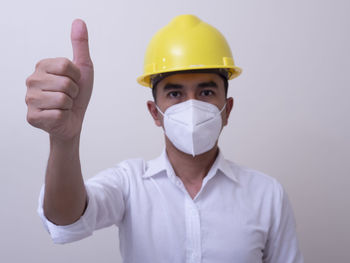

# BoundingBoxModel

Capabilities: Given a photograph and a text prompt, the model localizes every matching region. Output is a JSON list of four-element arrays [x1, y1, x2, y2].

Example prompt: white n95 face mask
[[156, 99, 226, 156]]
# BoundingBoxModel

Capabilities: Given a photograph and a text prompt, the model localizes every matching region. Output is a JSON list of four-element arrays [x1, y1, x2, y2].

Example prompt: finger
[[41, 75, 79, 99], [27, 74, 79, 99], [71, 19, 92, 67], [27, 91, 73, 110], [36, 58, 81, 84], [27, 108, 69, 130]]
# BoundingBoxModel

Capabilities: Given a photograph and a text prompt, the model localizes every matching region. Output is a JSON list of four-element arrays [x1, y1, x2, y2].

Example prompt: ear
[[147, 101, 162, 127], [223, 97, 234, 126]]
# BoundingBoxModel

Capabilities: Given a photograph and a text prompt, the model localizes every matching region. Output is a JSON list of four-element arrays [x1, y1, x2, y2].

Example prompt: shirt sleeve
[[263, 180, 304, 263], [37, 167, 127, 244]]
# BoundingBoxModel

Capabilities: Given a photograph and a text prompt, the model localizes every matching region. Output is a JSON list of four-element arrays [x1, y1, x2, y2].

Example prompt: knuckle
[[25, 93, 35, 105], [52, 110, 65, 121], [56, 92, 67, 105], [56, 92, 72, 108], [26, 74, 43, 89], [61, 77, 71, 91], [83, 59, 94, 69], [58, 58, 71, 73], [26, 75, 47, 91], [25, 76, 33, 87], [24, 95, 30, 105], [35, 59, 46, 70], [34, 61, 41, 70], [26, 112, 38, 126], [61, 78, 78, 98], [25, 75, 40, 88]]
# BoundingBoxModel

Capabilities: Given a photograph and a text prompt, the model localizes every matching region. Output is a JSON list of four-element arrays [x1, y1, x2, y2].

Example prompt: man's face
[[147, 72, 234, 128]]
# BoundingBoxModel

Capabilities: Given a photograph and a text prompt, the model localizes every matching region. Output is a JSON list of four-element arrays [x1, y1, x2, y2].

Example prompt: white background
[[0, 0, 349, 262]]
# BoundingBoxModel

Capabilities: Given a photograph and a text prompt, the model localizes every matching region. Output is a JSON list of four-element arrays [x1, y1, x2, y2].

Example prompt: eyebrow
[[198, 81, 218, 88], [163, 83, 184, 90], [162, 81, 218, 91]]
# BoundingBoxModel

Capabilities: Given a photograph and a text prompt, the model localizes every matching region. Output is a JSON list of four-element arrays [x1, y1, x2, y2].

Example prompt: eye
[[200, 90, 215, 96], [167, 91, 182, 98]]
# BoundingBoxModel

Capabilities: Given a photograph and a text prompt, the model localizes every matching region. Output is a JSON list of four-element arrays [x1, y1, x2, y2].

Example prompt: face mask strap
[[155, 105, 165, 116], [219, 103, 227, 114]]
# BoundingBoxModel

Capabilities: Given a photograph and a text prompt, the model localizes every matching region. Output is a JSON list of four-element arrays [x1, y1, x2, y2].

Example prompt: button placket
[[185, 197, 202, 263]]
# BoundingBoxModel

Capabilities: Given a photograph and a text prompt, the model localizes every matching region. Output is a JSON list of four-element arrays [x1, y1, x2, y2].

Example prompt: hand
[[25, 19, 94, 140]]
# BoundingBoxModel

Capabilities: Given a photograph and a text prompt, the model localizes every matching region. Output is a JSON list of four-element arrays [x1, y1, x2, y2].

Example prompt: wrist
[[49, 134, 80, 152]]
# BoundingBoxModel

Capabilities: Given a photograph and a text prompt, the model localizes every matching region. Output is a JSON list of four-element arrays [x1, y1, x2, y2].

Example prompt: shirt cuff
[[37, 184, 95, 244]]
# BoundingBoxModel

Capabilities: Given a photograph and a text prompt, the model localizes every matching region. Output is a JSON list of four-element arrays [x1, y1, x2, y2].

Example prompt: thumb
[[71, 19, 93, 67]]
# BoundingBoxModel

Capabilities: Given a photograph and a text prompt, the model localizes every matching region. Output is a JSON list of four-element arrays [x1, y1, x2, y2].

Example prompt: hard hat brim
[[137, 66, 242, 88]]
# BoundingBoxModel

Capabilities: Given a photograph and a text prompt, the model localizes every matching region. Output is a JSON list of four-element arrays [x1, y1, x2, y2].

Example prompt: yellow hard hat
[[137, 14, 242, 88]]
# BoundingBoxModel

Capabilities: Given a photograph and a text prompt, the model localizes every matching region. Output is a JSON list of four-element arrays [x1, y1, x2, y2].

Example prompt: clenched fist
[[25, 19, 94, 140]]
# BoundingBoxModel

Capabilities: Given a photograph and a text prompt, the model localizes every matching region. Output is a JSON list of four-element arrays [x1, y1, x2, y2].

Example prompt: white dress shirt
[[38, 150, 303, 263]]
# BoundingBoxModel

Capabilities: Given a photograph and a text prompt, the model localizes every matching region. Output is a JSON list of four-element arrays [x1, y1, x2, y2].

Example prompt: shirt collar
[[142, 150, 168, 179], [142, 148, 238, 183], [212, 150, 239, 183]]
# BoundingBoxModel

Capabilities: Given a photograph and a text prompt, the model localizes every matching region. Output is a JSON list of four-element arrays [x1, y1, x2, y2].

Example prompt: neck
[[165, 136, 219, 185]]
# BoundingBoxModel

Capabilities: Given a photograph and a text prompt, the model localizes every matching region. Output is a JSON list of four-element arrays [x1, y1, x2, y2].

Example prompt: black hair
[[151, 69, 229, 101]]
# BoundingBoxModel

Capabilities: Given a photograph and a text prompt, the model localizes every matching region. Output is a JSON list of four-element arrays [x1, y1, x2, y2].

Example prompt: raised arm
[[25, 19, 94, 225]]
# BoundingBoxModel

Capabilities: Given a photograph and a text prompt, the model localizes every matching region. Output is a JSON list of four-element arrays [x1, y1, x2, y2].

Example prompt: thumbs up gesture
[[26, 19, 94, 140]]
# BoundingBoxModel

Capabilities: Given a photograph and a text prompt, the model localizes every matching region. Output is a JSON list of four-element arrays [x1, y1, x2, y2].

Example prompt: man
[[26, 15, 303, 262]]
